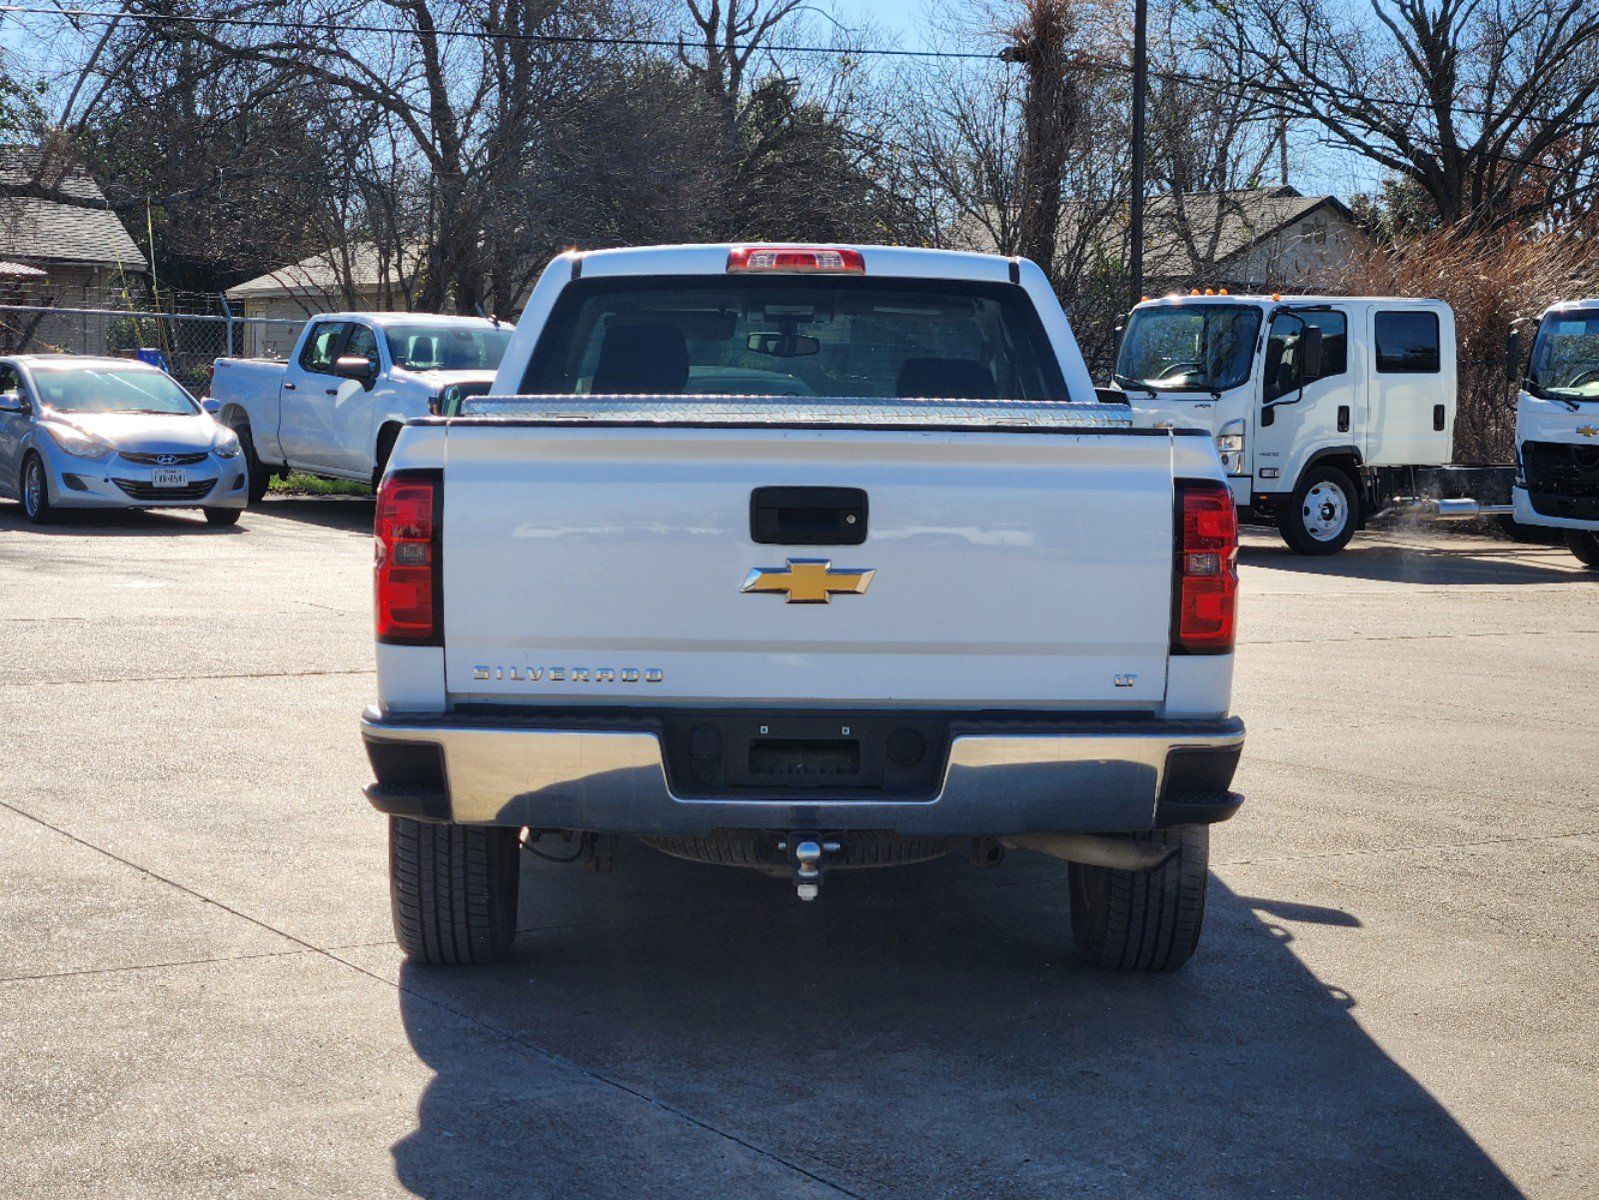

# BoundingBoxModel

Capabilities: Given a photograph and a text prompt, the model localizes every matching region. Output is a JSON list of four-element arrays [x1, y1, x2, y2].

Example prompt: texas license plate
[[152, 468, 188, 488]]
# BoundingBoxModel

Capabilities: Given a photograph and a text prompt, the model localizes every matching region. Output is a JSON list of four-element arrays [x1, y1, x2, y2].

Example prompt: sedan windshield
[[1527, 312, 1599, 401], [385, 324, 513, 372], [30, 366, 197, 415], [1116, 304, 1261, 394], [521, 276, 1066, 400]]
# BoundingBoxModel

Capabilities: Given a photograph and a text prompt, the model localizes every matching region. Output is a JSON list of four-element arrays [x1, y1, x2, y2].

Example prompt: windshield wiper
[[1112, 373, 1157, 397]]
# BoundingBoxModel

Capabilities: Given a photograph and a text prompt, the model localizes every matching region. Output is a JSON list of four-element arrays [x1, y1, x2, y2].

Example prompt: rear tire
[[1565, 530, 1599, 568], [389, 817, 521, 965], [19, 453, 53, 525], [1068, 825, 1209, 971], [1278, 465, 1359, 555], [203, 506, 242, 526]]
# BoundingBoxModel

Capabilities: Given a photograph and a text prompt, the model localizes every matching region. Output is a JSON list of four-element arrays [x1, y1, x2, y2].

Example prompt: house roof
[[0, 260, 49, 280], [0, 147, 148, 272], [1138, 186, 1358, 279], [226, 243, 427, 300]]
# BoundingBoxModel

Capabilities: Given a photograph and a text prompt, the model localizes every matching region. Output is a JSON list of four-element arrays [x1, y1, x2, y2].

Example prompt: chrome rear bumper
[[361, 706, 1244, 836]]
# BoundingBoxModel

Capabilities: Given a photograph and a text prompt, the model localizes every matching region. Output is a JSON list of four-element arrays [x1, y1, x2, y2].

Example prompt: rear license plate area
[[660, 713, 947, 799], [749, 737, 860, 779]]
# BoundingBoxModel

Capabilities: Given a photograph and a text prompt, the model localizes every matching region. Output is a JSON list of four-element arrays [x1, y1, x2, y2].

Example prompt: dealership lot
[[0, 499, 1594, 1200]]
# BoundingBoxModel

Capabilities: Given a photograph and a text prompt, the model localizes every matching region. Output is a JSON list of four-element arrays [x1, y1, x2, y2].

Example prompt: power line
[[6, 3, 1598, 136], [0, 4, 1003, 59]]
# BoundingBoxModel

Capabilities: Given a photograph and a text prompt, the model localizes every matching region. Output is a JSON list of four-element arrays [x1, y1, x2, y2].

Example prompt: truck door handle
[[1433, 404, 1446, 431], [1337, 405, 1350, 433], [282, 382, 296, 391], [326, 388, 338, 396], [751, 487, 868, 545]]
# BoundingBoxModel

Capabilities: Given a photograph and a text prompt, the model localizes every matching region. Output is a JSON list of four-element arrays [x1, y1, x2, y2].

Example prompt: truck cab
[[1512, 299, 1599, 568], [1114, 294, 1458, 554]]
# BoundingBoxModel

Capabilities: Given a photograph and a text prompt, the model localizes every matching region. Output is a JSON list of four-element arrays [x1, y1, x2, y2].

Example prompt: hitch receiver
[[778, 835, 841, 901]]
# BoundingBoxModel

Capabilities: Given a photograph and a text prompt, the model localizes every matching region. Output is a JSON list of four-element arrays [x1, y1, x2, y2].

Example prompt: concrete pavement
[[0, 498, 1593, 1198]]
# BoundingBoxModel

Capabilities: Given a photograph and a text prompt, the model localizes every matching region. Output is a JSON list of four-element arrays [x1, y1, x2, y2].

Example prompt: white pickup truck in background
[[359, 244, 1246, 974], [208, 312, 509, 499], [1511, 299, 1599, 568]]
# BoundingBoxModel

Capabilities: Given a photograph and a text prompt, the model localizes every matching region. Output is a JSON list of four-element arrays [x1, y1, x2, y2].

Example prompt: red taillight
[[1174, 481, 1238, 654], [727, 246, 865, 273], [375, 469, 441, 644]]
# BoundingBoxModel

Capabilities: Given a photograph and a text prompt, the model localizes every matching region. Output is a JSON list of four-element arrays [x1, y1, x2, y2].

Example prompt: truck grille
[[119, 451, 209, 466], [1523, 440, 1599, 519], [112, 477, 217, 501]]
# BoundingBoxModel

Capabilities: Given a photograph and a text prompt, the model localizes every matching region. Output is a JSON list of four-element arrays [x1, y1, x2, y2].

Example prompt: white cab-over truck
[[1112, 294, 1511, 554], [361, 244, 1245, 972], [1511, 299, 1599, 568], [207, 312, 509, 499]]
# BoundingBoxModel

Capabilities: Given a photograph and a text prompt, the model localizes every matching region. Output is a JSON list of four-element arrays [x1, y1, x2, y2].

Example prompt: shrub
[[1329, 229, 1599, 463]]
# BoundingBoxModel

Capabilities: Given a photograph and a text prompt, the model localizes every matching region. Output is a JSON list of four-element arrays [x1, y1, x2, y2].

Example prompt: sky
[[0, 0, 1374, 201], [830, 0, 930, 43]]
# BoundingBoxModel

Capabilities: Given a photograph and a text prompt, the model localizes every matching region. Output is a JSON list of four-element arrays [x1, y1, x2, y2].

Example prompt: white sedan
[[0, 355, 249, 525]]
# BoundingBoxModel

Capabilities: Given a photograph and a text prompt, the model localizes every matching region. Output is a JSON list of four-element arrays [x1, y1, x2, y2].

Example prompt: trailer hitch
[[777, 834, 841, 901]]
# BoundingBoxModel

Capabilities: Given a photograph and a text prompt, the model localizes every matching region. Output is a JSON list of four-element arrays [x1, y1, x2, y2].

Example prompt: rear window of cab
[[520, 276, 1067, 401]]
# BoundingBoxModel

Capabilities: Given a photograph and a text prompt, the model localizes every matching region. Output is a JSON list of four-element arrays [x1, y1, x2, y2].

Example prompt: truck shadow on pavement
[[388, 846, 1521, 1200]]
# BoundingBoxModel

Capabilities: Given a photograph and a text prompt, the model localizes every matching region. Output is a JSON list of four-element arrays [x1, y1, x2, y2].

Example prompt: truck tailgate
[[439, 422, 1176, 709]]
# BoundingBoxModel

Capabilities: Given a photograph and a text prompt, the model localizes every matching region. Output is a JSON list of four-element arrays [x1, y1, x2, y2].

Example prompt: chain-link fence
[[0, 292, 301, 394]]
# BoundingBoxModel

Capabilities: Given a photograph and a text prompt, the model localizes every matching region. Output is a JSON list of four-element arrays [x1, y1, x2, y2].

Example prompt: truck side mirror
[[1505, 329, 1522, 384], [333, 355, 379, 388], [1112, 318, 1127, 363], [1300, 326, 1323, 380]]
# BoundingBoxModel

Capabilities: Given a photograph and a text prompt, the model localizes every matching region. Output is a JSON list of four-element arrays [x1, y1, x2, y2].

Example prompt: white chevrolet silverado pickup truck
[[360, 244, 1245, 972], [208, 312, 508, 499]]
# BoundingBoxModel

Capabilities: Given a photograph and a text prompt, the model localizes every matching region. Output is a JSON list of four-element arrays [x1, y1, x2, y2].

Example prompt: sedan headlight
[[212, 430, 242, 458], [43, 422, 114, 459]]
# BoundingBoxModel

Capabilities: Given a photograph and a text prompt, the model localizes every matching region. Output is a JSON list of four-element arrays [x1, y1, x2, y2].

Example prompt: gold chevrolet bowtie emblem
[[1578, 426, 1598, 437], [741, 559, 875, 604]]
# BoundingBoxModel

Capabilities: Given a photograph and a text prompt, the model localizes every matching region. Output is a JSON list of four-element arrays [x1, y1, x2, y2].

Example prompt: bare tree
[[128, 0, 634, 312], [1000, 0, 1079, 276], [1139, 1, 1283, 283], [1232, 0, 1599, 228]]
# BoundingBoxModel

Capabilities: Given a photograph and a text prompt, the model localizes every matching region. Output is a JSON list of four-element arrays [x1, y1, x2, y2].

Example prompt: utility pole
[[1129, 0, 1147, 305]]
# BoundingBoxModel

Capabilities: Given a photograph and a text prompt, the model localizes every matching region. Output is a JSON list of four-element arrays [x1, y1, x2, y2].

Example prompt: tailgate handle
[[751, 487, 867, 545]]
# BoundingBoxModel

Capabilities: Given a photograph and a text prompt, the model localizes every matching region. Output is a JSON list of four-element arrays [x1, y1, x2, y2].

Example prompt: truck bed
[[413, 397, 1206, 713]]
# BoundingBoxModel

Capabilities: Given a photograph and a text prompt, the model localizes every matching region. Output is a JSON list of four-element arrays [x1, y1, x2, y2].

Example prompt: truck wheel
[[1068, 825, 1209, 971], [389, 817, 520, 965], [371, 425, 400, 491], [19, 453, 53, 525], [235, 425, 269, 504], [1565, 530, 1599, 568], [1278, 465, 1359, 555]]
